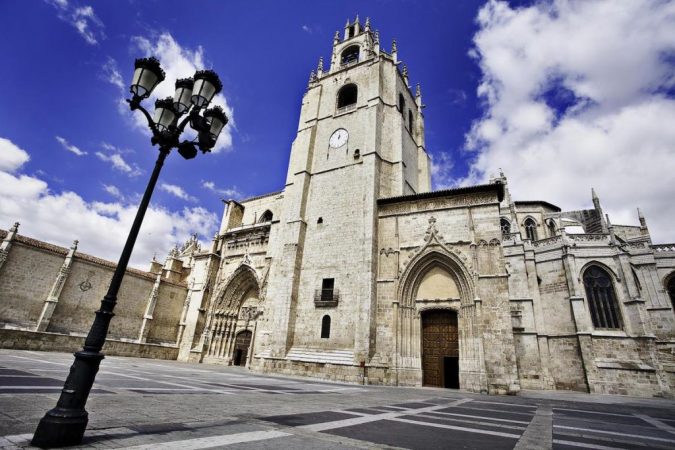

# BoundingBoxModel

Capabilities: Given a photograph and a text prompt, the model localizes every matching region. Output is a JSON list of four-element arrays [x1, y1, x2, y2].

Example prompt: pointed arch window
[[547, 219, 557, 237], [667, 275, 675, 310], [500, 218, 511, 238], [321, 315, 331, 338], [337, 84, 358, 110], [398, 93, 405, 114], [524, 218, 537, 241], [583, 266, 623, 329], [259, 210, 273, 223], [408, 110, 414, 131]]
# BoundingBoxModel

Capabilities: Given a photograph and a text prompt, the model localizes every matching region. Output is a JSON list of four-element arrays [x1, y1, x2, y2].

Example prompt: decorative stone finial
[[355, 14, 360, 23], [416, 83, 421, 98], [317, 56, 324, 73], [10, 222, 19, 232], [309, 70, 316, 84], [71, 240, 79, 250], [365, 17, 370, 28], [591, 187, 598, 200], [402, 65, 408, 76], [334, 30, 340, 42], [374, 30, 380, 44], [391, 39, 397, 53]]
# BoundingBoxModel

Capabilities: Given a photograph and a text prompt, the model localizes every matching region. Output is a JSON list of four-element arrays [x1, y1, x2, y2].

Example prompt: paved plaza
[[0, 350, 674, 449]]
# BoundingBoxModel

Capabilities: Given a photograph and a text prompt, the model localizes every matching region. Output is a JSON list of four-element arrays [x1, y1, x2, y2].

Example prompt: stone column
[[138, 273, 162, 343], [35, 240, 78, 332], [0, 222, 19, 273]]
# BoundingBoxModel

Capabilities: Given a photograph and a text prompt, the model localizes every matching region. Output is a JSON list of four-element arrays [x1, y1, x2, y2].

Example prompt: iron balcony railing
[[314, 289, 339, 307]]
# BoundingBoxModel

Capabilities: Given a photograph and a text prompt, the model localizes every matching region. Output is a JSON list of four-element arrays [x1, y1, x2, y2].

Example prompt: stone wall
[[0, 228, 187, 352], [0, 329, 178, 359]]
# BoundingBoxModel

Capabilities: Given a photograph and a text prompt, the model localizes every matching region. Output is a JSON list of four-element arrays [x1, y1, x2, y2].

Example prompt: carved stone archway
[[202, 264, 261, 365], [394, 217, 487, 392]]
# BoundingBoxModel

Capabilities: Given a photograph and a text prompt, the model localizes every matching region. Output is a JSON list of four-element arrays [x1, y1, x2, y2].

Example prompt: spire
[[317, 57, 324, 77], [374, 30, 379, 44], [402, 64, 409, 87], [308, 70, 316, 85], [333, 30, 340, 44], [415, 83, 422, 109], [637, 207, 650, 239], [365, 17, 370, 31], [591, 187, 608, 233], [606, 214, 617, 245]]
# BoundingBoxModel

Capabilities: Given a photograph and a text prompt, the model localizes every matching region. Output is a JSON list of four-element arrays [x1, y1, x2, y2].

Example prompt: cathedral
[[1, 17, 674, 397]]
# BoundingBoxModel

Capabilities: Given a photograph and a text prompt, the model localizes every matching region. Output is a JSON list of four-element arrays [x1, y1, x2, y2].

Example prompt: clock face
[[329, 128, 349, 148]]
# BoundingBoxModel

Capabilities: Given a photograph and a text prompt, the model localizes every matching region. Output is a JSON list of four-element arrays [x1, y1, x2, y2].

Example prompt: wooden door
[[422, 310, 459, 387], [233, 330, 252, 366]]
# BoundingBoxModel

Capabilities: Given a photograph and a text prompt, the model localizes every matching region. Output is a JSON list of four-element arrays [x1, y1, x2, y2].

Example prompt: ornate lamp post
[[32, 57, 228, 448]]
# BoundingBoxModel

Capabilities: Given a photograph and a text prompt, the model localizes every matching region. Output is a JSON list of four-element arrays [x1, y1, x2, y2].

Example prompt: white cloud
[[429, 152, 454, 190], [46, 1, 105, 45], [55, 136, 87, 156], [202, 180, 242, 199], [454, 0, 675, 243], [102, 184, 122, 199], [126, 33, 234, 153], [0, 137, 30, 172], [159, 183, 197, 202], [0, 136, 218, 269], [101, 57, 124, 90], [302, 25, 313, 33], [95, 150, 142, 176]]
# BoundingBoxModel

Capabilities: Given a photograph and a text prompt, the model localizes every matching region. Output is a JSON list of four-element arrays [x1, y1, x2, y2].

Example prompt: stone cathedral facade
[[1, 17, 674, 397]]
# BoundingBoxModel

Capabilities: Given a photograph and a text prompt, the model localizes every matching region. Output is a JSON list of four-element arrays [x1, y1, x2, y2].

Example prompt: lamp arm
[[127, 98, 159, 136], [178, 106, 202, 134]]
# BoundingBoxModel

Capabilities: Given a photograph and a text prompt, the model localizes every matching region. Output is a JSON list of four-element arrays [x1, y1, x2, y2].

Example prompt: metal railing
[[314, 289, 339, 307]]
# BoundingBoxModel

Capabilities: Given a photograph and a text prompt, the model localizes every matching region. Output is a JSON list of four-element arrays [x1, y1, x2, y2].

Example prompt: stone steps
[[285, 347, 354, 365]]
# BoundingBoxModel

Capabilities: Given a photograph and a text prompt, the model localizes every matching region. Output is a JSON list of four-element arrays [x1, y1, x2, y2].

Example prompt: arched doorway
[[396, 246, 484, 390], [422, 310, 459, 388], [232, 330, 252, 366], [204, 265, 261, 365]]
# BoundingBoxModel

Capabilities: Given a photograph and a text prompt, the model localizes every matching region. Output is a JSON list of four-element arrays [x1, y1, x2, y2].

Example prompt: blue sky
[[1, 0, 673, 268]]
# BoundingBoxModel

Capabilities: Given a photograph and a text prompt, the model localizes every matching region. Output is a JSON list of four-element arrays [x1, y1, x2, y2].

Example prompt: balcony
[[314, 289, 339, 307]]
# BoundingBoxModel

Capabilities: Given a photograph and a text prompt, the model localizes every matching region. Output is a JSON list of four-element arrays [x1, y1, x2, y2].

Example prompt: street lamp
[[32, 57, 228, 448]]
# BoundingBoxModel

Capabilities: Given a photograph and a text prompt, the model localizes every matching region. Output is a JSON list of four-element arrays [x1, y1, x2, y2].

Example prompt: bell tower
[[259, 16, 430, 373]]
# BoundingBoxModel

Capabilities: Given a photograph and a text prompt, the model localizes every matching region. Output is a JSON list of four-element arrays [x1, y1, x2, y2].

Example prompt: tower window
[[337, 84, 358, 110], [321, 315, 331, 338], [321, 278, 335, 300], [408, 110, 414, 130], [500, 218, 511, 238], [259, 210, 273, 223], [583, 266, 623, 329], [317, 217, 323, 224], [341, 45, 359, 65], [524, 218, 537, 241], [547, 219, 557, 237], [398, 93, 405, 114]]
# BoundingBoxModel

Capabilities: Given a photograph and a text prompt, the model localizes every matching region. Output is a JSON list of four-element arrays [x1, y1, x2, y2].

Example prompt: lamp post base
[[32, 408, 88, 448]]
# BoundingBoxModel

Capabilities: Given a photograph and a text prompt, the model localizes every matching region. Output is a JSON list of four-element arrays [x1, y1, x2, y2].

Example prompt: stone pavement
[[1, 350, 674, 449]]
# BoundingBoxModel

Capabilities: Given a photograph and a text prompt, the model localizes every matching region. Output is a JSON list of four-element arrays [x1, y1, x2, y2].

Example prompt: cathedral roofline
[[514, 200, 561, 212], [239, 190, 283, 204], [377, 183, 504, 205]]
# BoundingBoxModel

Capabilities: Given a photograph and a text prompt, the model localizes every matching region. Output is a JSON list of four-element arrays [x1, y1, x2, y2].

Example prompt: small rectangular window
[[321, 278, 334, 300]]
